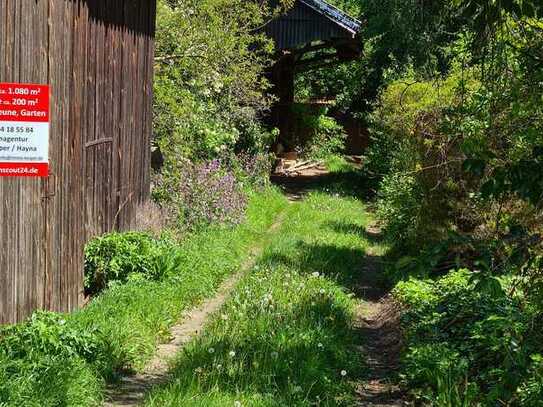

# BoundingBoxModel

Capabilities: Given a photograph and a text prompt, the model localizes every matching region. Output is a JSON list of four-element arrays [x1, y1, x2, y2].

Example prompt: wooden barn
[[263, 0, 365, 153], [265, 0, 362, 103], [0, 0, 156, 324]]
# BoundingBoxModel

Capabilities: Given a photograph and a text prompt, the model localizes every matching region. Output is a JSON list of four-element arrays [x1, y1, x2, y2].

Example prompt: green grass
[[0, 188, 288, 407], [145, 191, 383, 406]]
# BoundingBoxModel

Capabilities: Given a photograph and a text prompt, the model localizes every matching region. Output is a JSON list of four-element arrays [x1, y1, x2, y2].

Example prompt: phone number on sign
[[0, 126, 35, 134]]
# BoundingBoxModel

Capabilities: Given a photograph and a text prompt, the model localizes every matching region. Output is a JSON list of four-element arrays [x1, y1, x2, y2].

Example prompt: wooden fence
[[0, 0, 156, 324]]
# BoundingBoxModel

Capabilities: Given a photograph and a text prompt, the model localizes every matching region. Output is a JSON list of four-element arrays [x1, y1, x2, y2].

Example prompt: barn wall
[[0, 0, 156, 324]]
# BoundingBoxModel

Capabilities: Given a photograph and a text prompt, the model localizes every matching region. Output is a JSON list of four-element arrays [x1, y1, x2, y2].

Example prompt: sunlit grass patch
[[146, 191, 381, 406], [146, 265, 360, 406]]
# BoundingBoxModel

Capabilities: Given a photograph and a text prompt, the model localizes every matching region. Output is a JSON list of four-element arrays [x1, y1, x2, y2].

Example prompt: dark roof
[[264, 0, 362, 51], [300, 0, 361, 34]]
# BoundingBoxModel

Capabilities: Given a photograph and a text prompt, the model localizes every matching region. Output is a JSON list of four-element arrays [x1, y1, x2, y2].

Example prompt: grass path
[[104, 215, 287, 407], [136, 171, 405, 407]]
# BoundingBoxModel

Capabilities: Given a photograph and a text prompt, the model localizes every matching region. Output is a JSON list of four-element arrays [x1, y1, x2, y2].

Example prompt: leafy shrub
[[0, 312, 103, 407], [153, 0, 279, 194], [403, 344, 477, 406], [235, 152, 273, 190], [518, 354, 543, 406], [376, 173, 423, 249], [84, 232, 177, 295], [394, 269, 543, 405], [0, 312, 100, 361], [303, 112, 347, 161], [368, 71, 472, 253]]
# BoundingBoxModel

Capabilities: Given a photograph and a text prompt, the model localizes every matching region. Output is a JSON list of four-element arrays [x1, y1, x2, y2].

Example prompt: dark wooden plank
[[0, 0, 156, 324]]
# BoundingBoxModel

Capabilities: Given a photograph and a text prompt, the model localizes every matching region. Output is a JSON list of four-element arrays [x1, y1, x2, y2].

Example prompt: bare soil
[[353, 226, 406, 407]]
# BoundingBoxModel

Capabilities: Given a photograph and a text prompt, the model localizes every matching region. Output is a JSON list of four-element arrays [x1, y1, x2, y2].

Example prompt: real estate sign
[[0, 83, 49, 177]]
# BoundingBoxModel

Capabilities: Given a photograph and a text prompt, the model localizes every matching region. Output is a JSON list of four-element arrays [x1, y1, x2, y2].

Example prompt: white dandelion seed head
[[229, 350, 236, 358], [318, 343, 323, 348], [208, 347, 215, 354], [319, 289, 326, 294], [312, 272, 320, 278], [341, 370, 347, 377], [234, 401, 242, 407]]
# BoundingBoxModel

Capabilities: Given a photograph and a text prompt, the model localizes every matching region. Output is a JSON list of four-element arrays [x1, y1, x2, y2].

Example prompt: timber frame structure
[[263, 0, 362, 147]]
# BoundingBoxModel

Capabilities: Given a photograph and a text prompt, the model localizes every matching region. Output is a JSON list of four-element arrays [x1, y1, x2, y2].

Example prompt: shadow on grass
[[260, 241, 387, 302], [325, 220, 384, 245], [270, 169, 376, 202]]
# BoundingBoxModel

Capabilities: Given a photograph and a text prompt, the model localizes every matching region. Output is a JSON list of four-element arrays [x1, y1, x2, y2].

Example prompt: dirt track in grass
[[273, 169, 406, 407], [353, 233, 404, 407], [104, 216, 285, 407], [106, 167, 406, 406]]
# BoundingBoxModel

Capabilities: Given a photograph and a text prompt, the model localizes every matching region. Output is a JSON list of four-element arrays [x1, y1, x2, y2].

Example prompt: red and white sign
[[0, 83, 49, 177]]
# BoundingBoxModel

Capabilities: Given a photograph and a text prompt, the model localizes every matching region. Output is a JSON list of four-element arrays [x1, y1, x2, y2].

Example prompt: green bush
[[0, 312, 103, 407], [393, 269, 543, 405], [84, 232, 177, 296], [368, 73, 463, 252], [303, 111, 347, 161], [376, 173, 422, 248], [153, 0, 278, 175]]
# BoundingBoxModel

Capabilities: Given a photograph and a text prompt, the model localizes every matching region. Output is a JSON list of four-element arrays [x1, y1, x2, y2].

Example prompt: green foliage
[[84, 232, 177, 295], [0, 312, 103, 407], [394, 269, 543, 405], [369, 68, 475, 251], [300, 109, 347, 161], [154, 0, 277, 171]]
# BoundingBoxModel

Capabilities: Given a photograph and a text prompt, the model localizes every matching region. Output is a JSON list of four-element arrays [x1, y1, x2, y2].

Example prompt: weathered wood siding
[[0, 0, 156, 324]]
